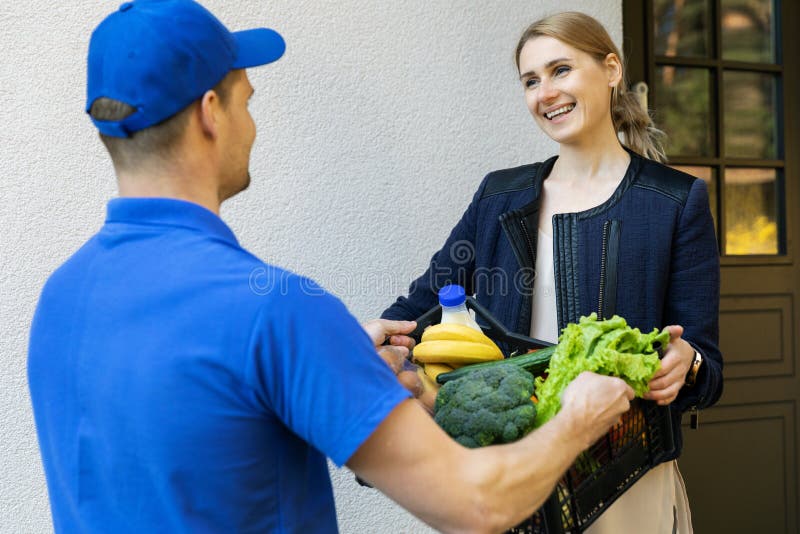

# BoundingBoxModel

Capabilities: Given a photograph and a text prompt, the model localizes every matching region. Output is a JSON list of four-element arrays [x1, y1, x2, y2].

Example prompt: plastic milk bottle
[[438, 284, 481, 331]]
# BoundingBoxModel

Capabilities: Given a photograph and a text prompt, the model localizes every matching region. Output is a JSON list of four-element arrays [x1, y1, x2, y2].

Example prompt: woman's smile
[[544, 103, 576, 121]]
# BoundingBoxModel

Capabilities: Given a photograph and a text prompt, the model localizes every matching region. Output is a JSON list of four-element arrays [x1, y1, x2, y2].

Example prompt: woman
[[382, 12, 722, 533]]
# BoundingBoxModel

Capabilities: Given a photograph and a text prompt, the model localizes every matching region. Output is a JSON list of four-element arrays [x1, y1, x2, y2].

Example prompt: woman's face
[[518, 36, 621, 146]]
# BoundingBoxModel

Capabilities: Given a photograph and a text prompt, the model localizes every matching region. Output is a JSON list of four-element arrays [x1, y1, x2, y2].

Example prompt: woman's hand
[[643, 325, 695, 406]]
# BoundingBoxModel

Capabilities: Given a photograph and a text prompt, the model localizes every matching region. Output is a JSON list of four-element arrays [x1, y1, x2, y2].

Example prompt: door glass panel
[[721, 0, 775, 63], [723, 71, 778, 159], [724, 168, 779, 255], [672, 166, 718, 231], [653, 0, 712, 57], [655, 67, 713, 157]]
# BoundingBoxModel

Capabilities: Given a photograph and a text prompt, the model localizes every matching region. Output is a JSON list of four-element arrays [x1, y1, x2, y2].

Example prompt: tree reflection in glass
[[655, 67, 713, 157], [724, 71, 778, 159], [721, 0, 775, 63], [653, 0, 712, 58]]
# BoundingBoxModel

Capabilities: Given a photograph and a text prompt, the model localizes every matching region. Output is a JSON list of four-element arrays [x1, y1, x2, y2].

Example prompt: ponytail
[[611, 86, 666, 163]]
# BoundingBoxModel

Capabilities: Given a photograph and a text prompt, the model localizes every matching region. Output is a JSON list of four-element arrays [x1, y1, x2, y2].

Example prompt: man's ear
[[605, 52, 623, 88], [198, 89, 221, 138]]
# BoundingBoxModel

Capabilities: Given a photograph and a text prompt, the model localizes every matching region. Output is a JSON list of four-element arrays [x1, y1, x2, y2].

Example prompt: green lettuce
[[533, 313, 669, 427]]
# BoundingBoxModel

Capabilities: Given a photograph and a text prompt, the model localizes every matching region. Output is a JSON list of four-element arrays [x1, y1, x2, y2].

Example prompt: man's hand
[[559, 372, 635, 448], [644, 325, 694, 406], [362, 319, 422, 397], [362, 318, 417, 349]]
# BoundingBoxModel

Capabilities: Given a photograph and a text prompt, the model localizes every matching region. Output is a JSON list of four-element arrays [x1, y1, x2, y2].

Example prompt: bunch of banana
[[413, 323, 503, 384]]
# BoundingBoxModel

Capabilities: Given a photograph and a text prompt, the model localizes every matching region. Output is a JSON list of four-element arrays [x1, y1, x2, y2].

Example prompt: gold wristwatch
[[684, 350, 703, 387]]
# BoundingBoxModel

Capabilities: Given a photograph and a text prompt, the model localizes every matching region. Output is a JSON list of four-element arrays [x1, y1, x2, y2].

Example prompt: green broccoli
[[433, 365, 537, 448]]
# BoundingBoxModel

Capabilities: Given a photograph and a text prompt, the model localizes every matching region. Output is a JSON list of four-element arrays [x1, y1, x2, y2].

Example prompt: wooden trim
[[779, 0, 795, 260], [719, 61, 782, 73], [721, 255, 793, 267], [710, 0, 723, 246], [714, 0, 726, 255], [645, 0, 656, 106], [654, 56, 783, 73], [622, 0, 646, 87]]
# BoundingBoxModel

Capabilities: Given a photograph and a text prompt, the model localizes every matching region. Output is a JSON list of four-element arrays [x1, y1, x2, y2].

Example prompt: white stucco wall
[[0, 0, 621, 532]]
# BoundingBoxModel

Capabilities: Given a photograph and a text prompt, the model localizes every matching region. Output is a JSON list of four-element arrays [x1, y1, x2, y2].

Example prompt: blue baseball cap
[[87, 0, 285, 137]]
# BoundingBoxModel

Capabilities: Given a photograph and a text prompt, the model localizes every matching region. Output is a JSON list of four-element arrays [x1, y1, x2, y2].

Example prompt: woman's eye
[[525, 78, 539, 88], [555, 66, 571, 76]]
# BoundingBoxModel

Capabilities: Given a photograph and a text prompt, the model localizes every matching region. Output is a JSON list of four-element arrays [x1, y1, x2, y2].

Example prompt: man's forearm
[[348, 401, 587, 534], [348, 374, 632, 533], [458, 412, 587, 532]]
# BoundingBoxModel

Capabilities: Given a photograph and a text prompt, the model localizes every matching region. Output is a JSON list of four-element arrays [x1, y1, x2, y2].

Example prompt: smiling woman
[[515, 13, 665, 163], [382, 10, 722, 534]]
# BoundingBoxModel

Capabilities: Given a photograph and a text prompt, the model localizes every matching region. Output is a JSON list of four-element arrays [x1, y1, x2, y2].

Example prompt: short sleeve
[[247, 275, 411, 466]]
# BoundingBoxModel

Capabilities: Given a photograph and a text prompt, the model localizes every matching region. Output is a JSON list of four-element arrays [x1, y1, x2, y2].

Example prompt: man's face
[[219, 69, 256, 201]]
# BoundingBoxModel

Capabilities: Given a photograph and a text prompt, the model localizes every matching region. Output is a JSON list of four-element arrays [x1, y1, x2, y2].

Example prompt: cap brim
[[232, 28, 285, 68]]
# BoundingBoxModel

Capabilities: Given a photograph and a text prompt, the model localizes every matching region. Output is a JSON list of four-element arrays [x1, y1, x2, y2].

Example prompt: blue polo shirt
[[27, 198, 410, 533]]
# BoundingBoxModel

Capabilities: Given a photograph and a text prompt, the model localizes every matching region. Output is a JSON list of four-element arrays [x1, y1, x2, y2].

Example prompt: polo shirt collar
[[105, 197, 239, 245]]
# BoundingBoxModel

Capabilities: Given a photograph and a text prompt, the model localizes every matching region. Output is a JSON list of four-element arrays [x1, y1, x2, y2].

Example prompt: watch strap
[[684, 350, 703, 387]]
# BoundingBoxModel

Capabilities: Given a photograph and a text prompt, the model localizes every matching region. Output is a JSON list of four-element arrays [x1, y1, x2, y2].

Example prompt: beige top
[[529, 228, 559, 344], [586, 460, 692, 533]]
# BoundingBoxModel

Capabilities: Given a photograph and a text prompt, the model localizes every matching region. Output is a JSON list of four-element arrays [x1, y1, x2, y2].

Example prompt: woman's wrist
[[683, 349, 703, 387]]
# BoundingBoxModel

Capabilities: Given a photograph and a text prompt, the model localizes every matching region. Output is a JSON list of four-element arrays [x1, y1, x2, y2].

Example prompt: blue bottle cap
[[438, 284, 466, 307]]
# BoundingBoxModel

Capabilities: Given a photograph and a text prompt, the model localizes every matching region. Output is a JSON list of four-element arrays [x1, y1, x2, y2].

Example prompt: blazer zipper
[[518, 217, 536, 266], [499, 210, 537, 334], [598, 220, 611, 317], [499, 210, 536, 270]]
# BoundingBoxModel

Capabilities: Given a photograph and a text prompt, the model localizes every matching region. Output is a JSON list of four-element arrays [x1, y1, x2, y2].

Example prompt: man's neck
[[117, 167, 222, 215]]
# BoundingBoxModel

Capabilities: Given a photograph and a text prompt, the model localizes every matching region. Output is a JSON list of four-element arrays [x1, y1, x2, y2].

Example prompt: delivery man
[[27, 1, 634, 532]]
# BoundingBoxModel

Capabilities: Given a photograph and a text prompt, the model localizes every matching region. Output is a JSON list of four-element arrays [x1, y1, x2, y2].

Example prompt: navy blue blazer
[[383, 150, 723, 461]]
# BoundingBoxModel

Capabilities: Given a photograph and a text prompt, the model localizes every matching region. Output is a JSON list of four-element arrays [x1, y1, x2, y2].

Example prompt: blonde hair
[[515, 12, 666, 162]]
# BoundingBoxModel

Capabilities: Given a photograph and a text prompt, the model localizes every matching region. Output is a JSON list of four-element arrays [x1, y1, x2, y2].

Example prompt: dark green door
[[624, 1, 800, 532]]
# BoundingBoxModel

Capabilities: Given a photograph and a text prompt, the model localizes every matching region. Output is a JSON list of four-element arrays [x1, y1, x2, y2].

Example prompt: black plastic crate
[[508, 397, 674, 533], [413, 297, 675, 533]]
